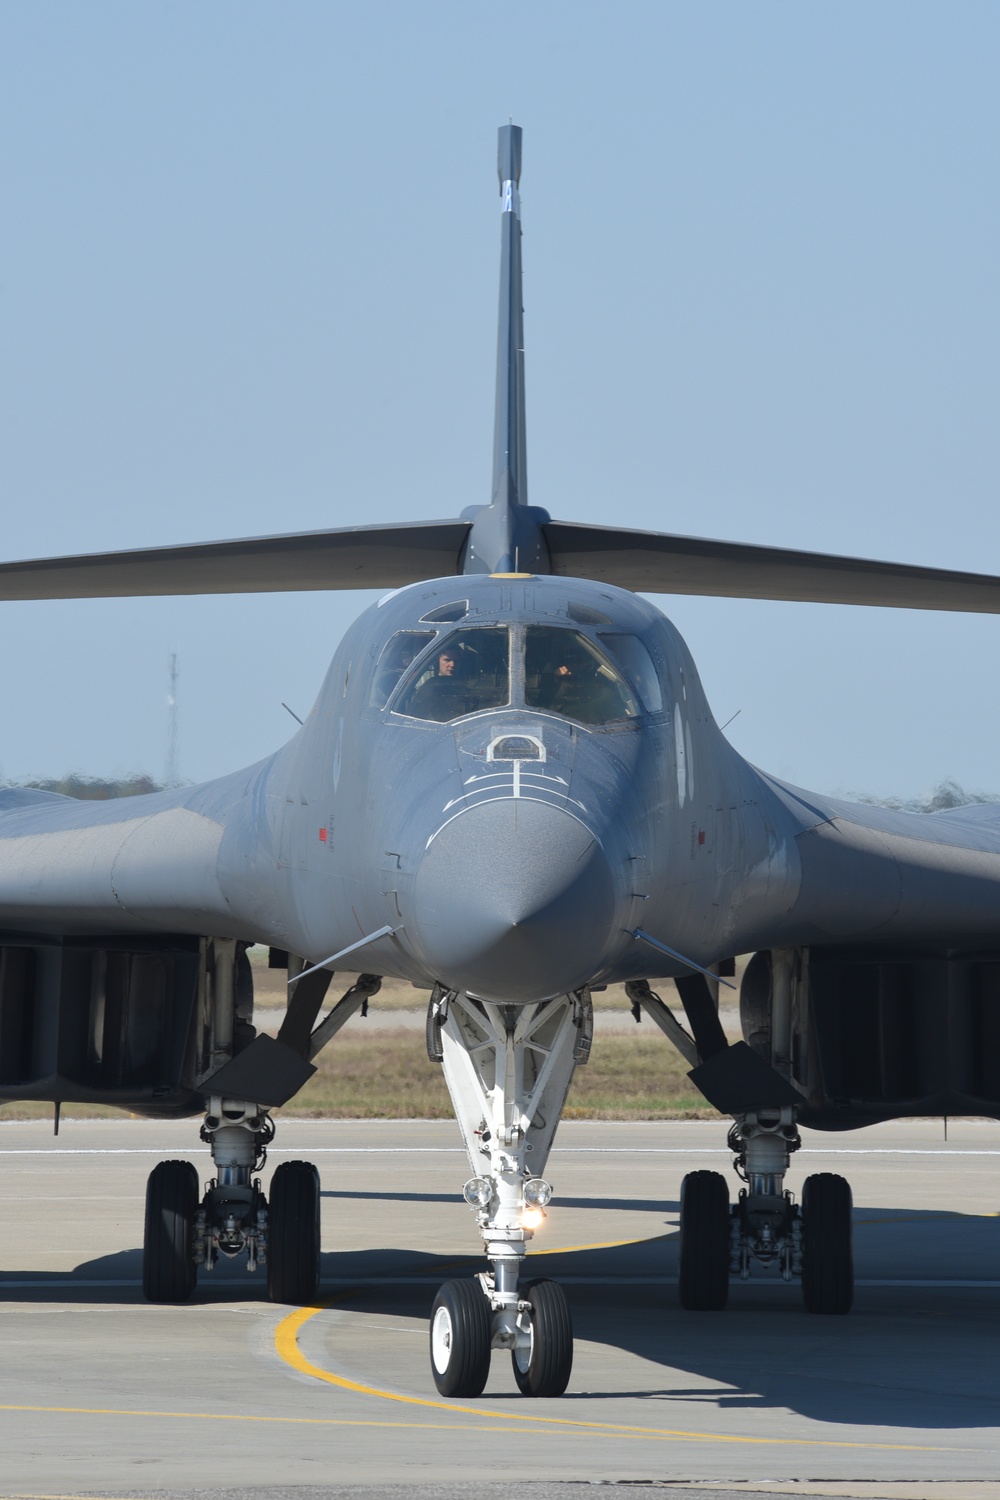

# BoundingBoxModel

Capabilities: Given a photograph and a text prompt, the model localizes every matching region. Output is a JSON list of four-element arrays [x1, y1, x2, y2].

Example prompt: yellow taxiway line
[[272, 1235, 947, 1453], [0, 1235, 956, 1456]]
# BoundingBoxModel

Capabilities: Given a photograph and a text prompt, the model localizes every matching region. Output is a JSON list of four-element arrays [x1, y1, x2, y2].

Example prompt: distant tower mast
[[166, 653, 179, 786]]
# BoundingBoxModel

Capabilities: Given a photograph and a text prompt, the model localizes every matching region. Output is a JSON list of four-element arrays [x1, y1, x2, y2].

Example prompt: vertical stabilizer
[[493, 123, 528, 514], [462, 125, 550, 576]]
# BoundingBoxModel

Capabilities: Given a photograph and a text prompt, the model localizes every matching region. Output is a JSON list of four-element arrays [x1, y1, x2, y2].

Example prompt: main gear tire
[[801, 1171, 853, 1314], [430, 1279, 492, 1397], [267, 1159, 321, 1305], [511, 1278, 573, 1397], [678, 1169, 731, 1311], [143, 1159, 199, 1304]]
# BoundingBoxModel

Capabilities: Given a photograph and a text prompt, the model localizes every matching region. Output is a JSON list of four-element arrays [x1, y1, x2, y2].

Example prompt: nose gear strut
[[427, 988, 589, 1396]]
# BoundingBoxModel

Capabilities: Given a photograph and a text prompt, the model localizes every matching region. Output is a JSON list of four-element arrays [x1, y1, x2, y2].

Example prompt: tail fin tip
[[497, 122, 522, 190]]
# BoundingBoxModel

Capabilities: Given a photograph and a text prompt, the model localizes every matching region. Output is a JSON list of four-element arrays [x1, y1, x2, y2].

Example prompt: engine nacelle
[[0, 934, 254, 1117]]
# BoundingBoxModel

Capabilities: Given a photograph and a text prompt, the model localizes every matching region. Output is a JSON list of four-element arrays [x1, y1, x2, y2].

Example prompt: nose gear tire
[[430, 1279, 492, 1397], [678, 1169, 731, 1311], [143, 1159, 199, 1304], [801, 1171, 853, 1314], [266, 1159, 321, 1305], [511, 1278, 573, 1397]]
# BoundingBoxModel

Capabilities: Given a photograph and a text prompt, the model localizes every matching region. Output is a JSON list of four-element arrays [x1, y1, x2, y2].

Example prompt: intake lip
[[411, 797, 618, 1002]]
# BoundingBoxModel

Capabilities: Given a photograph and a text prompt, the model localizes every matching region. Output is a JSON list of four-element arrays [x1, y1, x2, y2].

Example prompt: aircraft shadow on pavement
[[317, 1215, 1000, 1435], [3, 1203, 1000, 1432], [321, 1188, 675, 1213]]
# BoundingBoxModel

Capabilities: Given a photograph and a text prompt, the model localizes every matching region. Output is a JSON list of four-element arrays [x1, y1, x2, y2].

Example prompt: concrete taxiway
[[0, 1114, 999, 1498]]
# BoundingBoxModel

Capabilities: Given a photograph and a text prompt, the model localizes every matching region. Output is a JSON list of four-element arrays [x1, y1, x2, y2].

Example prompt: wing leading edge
[[544, 521, 1000, 614], [4, 518, 1000, 615], [0, 520, 471, 600]]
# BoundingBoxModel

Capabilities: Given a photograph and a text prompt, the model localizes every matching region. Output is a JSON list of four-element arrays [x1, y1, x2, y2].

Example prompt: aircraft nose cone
[[411, 799, 618, 1001]]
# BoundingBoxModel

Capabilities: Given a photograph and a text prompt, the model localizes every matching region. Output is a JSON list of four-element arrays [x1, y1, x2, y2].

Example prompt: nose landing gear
[[427, 989, 588, 1396]]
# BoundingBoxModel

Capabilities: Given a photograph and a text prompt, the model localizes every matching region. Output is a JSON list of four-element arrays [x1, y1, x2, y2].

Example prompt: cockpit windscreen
[[394, 628, 511, 722], [524, 627, 638, 724], [370, 631, 437, 709]]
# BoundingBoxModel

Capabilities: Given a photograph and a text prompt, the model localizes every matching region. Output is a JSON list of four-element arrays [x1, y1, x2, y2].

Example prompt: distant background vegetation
[[5, 774, 165, 799], [5, 774, 999, 811], [854, 779, 1000, 813]]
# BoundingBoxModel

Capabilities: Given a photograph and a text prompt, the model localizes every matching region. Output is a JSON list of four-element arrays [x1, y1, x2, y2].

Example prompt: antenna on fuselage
[[460, 125, 550, 577]]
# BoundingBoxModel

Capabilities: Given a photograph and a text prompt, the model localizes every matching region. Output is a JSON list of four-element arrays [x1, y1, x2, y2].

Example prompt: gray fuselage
[[4, 573, 1000, 1005]]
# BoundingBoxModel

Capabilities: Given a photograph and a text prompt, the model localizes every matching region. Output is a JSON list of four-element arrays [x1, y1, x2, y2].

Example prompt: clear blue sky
[[1, 2, 998, 799]]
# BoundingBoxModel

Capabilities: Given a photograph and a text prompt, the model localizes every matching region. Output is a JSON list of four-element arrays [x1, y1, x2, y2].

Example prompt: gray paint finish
[[0, 520, 471, 600], [3, 124, 1000, 1122], [3, 569, 1000, 986]]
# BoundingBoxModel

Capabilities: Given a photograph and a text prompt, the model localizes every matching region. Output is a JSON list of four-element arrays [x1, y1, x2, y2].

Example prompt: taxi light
[[463, 1176, 493, 1208], [521, 1206, 545, 1230], [523, 1177, 552, 1208]]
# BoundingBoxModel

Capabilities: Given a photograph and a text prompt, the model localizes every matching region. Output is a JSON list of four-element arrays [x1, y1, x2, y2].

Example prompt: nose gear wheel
[[511, 1278, 573, 1396], [430, 1279, 492, 1397]]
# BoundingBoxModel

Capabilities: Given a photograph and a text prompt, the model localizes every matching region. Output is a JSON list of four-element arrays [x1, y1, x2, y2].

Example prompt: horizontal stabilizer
[[0, 520, 471, 601], [7, 515, 1000, 614], [544, 520, 1000, 614]]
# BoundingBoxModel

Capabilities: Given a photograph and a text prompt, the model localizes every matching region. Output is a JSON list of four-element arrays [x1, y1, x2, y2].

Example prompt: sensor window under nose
[[489, 735, 543, 760]]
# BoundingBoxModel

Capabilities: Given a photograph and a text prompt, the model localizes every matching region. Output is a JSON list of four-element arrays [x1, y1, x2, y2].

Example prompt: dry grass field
[[0, 1029, 719, 1123], [270, 1024, 719, 1120]]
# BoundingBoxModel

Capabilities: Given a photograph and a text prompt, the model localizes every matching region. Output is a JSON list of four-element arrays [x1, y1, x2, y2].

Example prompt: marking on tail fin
[[501, 179, 520, 217]]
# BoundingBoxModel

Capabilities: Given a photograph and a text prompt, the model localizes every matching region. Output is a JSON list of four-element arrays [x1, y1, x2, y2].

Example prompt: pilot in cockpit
[[405, 646, 472, 721], [554, 658, 623, 723]]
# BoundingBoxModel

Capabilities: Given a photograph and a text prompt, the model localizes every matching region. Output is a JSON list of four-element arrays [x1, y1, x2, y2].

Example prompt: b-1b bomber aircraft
[[4, 126, 1000, 1400]]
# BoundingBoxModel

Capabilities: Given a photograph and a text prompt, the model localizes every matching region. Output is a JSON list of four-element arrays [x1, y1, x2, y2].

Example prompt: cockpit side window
[[369, 631, 437, 709], [599, 634, 663, 713], [393, 627, 511, 722], [524, 627, 638, 725]]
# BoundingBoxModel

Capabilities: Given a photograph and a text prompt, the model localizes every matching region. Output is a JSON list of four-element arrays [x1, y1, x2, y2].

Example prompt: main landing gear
[[678, 1105, 853, 1315], [425, 986, 590, 1396], [142, 1095, 321, 1305]]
